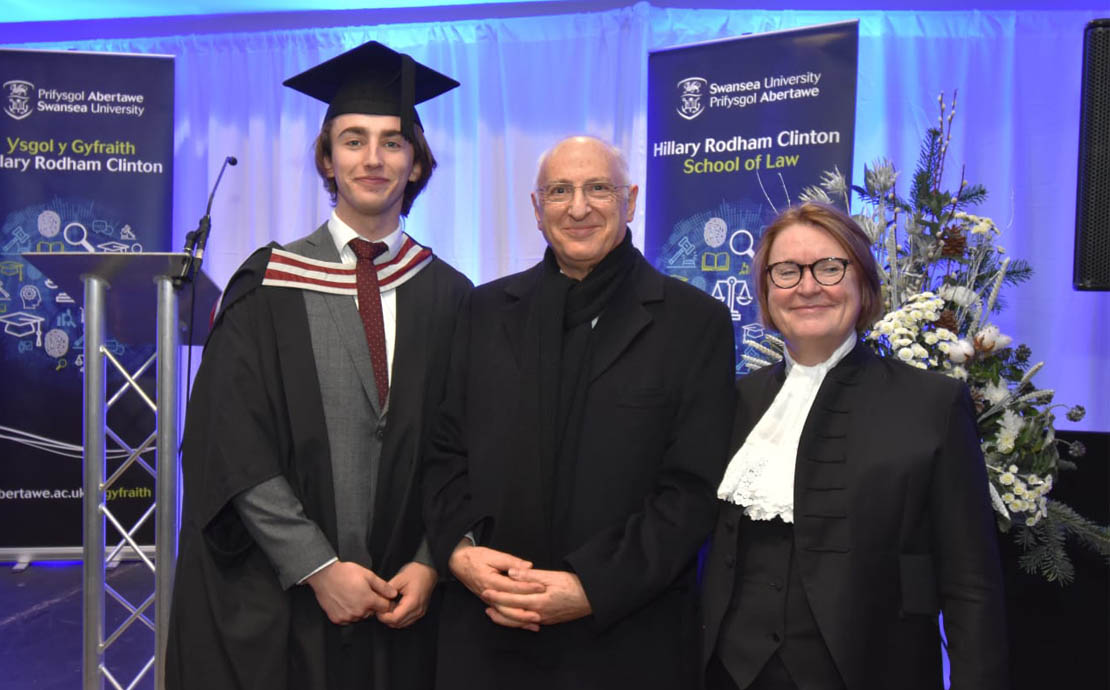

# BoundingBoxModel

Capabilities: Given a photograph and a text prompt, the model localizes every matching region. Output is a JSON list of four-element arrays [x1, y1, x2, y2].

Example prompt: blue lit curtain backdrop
[[7, 4, 1106, 430]]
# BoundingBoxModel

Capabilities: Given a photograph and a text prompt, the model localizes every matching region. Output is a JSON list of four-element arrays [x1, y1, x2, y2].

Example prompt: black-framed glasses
[[537, 181, 629, 205], [767, 258, 851, 288]]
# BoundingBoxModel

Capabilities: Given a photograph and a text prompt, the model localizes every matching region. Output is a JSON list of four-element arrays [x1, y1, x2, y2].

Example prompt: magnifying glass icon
[[63, 222, 95, 252], [729, 229, 755, 260]]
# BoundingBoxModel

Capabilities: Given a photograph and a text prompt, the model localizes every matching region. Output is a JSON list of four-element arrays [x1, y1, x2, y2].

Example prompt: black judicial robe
[[702, 344, 1010, 690], [424, 252, 735, 689], [166, 244, 471, 690]]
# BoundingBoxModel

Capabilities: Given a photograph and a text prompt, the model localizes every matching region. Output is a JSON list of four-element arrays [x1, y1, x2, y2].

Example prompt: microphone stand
[[178, 155, 237, 285]]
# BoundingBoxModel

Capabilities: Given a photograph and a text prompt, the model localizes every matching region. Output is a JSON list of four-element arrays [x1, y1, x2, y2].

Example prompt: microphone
[[180, 155, 238, 282]]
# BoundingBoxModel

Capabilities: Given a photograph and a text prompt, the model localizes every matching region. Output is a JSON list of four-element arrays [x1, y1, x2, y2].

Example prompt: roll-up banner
[[0, 49, 174, 556], [645, 21, 858, 374]]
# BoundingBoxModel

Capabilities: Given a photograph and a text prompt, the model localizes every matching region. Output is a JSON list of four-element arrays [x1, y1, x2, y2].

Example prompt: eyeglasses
[[767, 258, 851, 288], [537, 181, 629, 205]]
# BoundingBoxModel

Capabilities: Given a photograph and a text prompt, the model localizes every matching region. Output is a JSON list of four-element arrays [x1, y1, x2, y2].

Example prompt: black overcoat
[[424, 252, 735, 689], [166, 245, 471, 690], [701, 344, 1010, 690]]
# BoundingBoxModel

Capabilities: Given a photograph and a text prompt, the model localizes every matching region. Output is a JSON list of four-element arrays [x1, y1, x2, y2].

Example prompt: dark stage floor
[[0, 561, 155, 690]]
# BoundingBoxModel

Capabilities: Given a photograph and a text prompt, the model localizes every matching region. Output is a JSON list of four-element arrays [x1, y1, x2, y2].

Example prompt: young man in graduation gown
[[166, 42, 471, 690], [423, 136, 735, 689]]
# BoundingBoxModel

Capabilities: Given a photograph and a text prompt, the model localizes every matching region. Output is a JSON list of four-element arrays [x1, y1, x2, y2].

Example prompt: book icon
[[701, 251, 729, 271]]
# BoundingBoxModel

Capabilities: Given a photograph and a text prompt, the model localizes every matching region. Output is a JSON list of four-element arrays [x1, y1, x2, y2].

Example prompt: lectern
[[23, 251, 218, 690]]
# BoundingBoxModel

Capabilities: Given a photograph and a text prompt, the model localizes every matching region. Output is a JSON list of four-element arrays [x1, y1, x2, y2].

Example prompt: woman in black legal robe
[[701, 203, 1009, 690]]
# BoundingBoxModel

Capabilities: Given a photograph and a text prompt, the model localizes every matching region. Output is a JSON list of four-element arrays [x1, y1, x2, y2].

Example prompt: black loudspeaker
[[1075, 19, 1110, 290]]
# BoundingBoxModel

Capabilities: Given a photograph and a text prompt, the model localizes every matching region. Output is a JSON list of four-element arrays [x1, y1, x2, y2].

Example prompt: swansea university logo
[[676, 77, 706, 121], [4, 80, 34, 120]]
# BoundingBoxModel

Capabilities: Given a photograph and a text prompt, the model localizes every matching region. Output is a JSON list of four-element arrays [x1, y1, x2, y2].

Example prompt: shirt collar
[[327, 210, 405, 262]]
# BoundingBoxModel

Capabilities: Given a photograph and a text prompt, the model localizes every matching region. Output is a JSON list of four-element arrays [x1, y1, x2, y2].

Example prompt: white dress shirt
[[326, 211, 402, 381]]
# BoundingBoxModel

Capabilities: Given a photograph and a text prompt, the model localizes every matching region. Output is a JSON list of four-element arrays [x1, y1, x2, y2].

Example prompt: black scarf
[[530, 231, 638, 564]]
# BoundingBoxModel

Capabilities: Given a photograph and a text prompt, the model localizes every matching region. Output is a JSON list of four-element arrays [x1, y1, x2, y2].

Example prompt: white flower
[[897, 347, 915, 361], [996, 425, 1018, 454], [819, 167, 848, 197], [938, 284, 978, 308], [975, 325, 1013, 352], [995, 410, 1023, 453], [866, 158, 898, 193], [924, 332, 939, 345], [949, 365, 968, 380], [799, 185, 832, 204], [934, 328, 956, 341], [912, 343, 928, 359], [1002, 492, 1015, 503], [948, 339, 975, 363], [982, 380, 1010, 405], [967, 216, 999, 235], [976, 325, 999, 349], [857, 215, 882, 243], [999, 471, 1015, 486]]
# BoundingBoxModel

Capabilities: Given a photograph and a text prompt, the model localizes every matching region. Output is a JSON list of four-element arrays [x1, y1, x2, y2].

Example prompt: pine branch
[[1016, 516, 1075, 585], [956, 183, 988, 207], [1047, 499, 1110, 560], [911, 128, 944, 210]]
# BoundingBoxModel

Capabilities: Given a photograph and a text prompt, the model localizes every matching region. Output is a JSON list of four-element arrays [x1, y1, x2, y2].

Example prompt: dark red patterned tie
[[348, 239, 390, 407]]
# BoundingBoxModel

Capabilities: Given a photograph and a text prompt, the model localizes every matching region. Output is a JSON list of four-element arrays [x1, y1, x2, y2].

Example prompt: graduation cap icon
[[283, 40, 459, 140], [0, 311, 45, 346], [96, 240, 133, 253]]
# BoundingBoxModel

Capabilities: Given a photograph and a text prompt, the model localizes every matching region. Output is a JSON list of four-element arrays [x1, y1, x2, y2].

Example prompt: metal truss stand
[[24, 252, 217, 690]]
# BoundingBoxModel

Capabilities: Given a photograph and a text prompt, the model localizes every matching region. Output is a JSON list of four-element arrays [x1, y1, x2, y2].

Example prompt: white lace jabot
[[716, 335, 857, 523]]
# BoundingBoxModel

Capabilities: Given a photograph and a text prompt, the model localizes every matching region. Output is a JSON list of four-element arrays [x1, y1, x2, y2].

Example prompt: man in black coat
[[166, 42, 471, 690], [424, 135, 735, 689]]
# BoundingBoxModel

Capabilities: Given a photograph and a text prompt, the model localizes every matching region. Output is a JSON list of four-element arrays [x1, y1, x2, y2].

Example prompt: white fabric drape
[[6, 3, 1106, 431]]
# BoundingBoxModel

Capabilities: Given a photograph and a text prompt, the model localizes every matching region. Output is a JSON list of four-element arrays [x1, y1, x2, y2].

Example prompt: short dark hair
[[753, 202, 883, 333], [313, 118, 436, 216]]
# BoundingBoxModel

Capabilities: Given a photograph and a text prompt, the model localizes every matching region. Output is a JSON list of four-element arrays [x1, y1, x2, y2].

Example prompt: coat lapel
[[298, 224, 383, 416], [588, 256, 660, 381], [500, 264, 542, 370]]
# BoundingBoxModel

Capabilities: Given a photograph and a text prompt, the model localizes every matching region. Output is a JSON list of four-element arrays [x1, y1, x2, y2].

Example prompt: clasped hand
[[306, 560, 437, 628], [448, 540, 592, 632]]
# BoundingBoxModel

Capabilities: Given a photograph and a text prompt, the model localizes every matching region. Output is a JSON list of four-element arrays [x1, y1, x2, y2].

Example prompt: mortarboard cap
[[283, 41, 459, 140]]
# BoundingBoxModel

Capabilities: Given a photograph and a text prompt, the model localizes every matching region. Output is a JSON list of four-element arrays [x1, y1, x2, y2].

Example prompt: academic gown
[[166, 236, 471, 690]]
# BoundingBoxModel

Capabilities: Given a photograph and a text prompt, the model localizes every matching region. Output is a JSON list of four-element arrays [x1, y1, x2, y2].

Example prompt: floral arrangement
[[749, 93, 1109, 583]]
